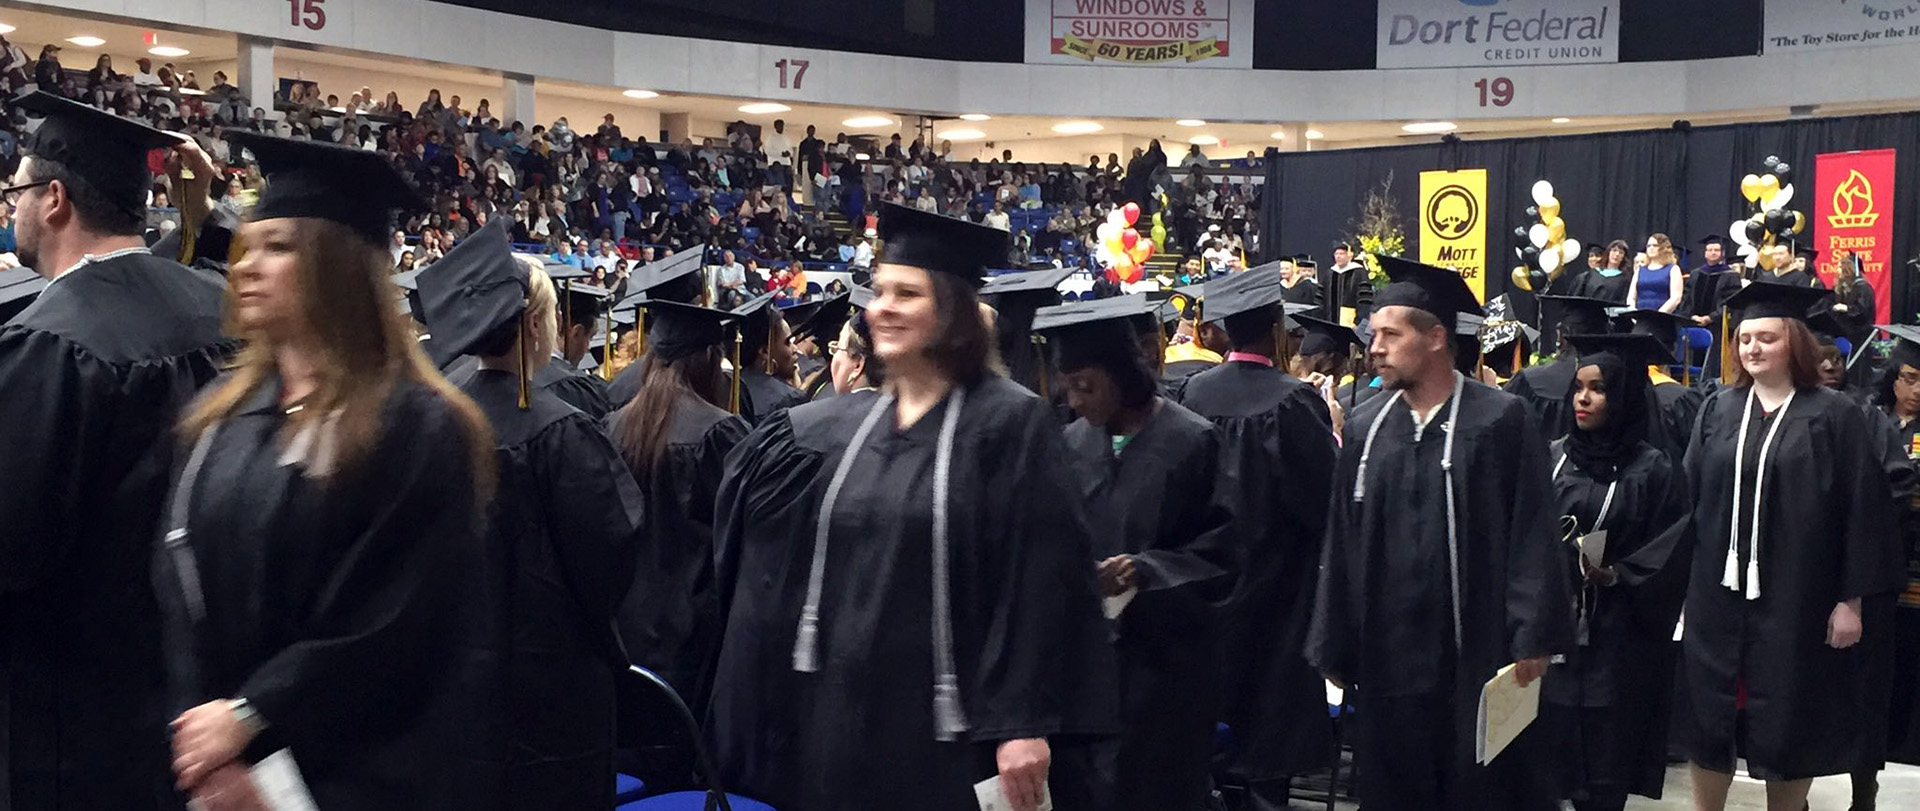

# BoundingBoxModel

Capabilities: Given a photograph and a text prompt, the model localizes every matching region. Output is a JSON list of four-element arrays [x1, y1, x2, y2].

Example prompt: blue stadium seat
[[1683, 327, 1714, 381], [615, 773, 647, 804], [617, 792, 777, 811], [615, 666, 780, 811]]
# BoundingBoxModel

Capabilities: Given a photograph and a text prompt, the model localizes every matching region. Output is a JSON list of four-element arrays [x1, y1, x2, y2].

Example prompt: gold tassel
[[636, 308, 649, 360], [517, 321, 531, 409], [1719, 310, 1734, 382], [730, 330, 744, 414], [1033, 335, 1049, 400], [601, 305, 615, 381]]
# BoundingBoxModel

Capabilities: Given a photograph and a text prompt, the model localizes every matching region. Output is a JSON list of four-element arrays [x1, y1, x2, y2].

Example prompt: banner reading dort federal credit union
[[1377, 0, 1619, 69]]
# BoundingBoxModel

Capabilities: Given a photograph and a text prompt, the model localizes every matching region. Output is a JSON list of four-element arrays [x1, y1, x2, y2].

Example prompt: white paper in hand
[[1577, 530, 1608, 569], [1476, 663, 1541, 765], [249, 750, 320, 811], [1101, 586, 1138, 620], [974, 775, 1053, 811]]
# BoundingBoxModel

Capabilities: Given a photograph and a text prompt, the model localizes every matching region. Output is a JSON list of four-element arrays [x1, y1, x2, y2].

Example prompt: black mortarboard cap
[[1561, 332, 1673, 368], [878, 203, 1006, 286], [644, 299, 740, 361], [1699, 234, 1727, 247], [626, 248, 705, 302], [1373, 255, 1483, 332], [979, 266, 1075, 301], [415, 218, 528, 368], [561, 280, 612, 328], [792, 292, 853, 343], [848, 283, 877, 310], [1617, 308, 1692, 343], [1200, 267, 1285, 322], [1879, 324, 1920, 371], [1536, 293, 1617, 335], [1032, 294, 1155, 372], [227, 130, 426, 245], [391, 268, 426, 291], [732, 290, 782, 353], [1726, 281, 1830, 322], [546, 262, 591, 282], [14, 90, 175, 214], [779, 298, 823, 327], [1295, 313, 1365, 357]]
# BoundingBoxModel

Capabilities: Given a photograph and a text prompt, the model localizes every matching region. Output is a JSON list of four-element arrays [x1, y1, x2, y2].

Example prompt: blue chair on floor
[[614, 666, 779, 811], [1682, 326, 1714, 383]]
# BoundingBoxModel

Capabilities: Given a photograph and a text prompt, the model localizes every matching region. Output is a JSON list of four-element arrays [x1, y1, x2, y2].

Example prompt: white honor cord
[[164, 425, 221, 622], [930, 387, 969, 740], [1551, 454, 1619, 534], [793, 393, 895, 673], [1722, 388, 1795, 601], [1349, 372, 1466, 650]]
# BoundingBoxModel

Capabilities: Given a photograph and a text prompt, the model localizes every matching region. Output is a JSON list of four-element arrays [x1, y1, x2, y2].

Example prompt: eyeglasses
[[1, 180, 49, 207]]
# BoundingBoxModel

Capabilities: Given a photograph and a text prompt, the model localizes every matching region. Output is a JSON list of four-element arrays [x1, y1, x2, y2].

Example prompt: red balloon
[[1122, 202, 1141, 226], [1121, 229, 1139, 250]]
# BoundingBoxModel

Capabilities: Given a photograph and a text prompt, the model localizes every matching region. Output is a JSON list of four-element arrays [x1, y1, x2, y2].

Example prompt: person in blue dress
[[1625, 233, 1684, 314]]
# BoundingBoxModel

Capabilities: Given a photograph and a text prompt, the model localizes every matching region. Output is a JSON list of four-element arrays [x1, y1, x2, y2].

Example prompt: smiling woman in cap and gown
[[706, 203, 1113, 811], [0, 90, 234, 810], [1678, 282, 1903, 811], [417, 216, 645, 810], [608, 298, 750, 714], [1307, 255, 1570, 811], [156, 131, 498, 811]]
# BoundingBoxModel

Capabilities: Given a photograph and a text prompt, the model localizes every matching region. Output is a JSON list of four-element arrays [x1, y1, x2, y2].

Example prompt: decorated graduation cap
[[877, 203, 1007, 285], [415, 218, 529, 384], [14, 90, 176, 215], [1725, 280, 1831, 322], [226, 131, 426, 245], [1478, 294, 1541, 357], [643, 299, 740, 362], [1296, 313, 1365, 357], [1536, 293, 1617, 337], [1031, 293, 1157, 373], [1374, 255, 1484, 333]]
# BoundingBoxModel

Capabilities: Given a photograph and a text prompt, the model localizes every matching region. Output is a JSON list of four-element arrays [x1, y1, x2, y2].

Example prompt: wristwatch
[[228, 697, 268, 737]]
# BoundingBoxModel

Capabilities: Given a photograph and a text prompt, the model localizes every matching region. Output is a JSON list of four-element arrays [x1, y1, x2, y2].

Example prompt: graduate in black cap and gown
[[1036, 294, 1237, 811], [1872, 325, 1920, 768], [980, 266, 1075, 395], [1616, 308, 1705, 462], [157, 131, 498, 811], [1307, 255, 1571, 811], [707, 204, 1114, 811], [1678, 282, 1903, 811], [417, 217, 644, 810], [1686, 235, 1739, 375], [606, 249, 710, 407], [1170, 271, 1341, 810], [1505, 294, 1615, 444], [730, 290, 809, 425], [540, 280, 616, 419], [1540, 333, 1692, 811], [608, 299, 750, 711], [791, 292, 852, 399], [0, 90, 233, 811]]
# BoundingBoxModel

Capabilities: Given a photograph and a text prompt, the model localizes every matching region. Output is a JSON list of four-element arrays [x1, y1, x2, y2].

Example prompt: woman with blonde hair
[[158, 133, 496, 811], [1626, 233, 1684, 313]]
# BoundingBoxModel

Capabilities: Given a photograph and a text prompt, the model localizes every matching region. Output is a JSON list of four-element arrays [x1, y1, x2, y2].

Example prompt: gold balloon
[[1758, 174, 1782, 201], [1546, 217, 1566, 244], [1791, 210, 1808, 235], [1755, 244, 1775, 271], [1539, 198, 1561, 220], [1511, 265, 1534, 292], [1740, 174, 1764, 203]]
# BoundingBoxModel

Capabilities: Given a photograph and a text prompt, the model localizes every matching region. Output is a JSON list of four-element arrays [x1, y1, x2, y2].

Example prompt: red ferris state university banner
[[1814, 148, 1897, 323]]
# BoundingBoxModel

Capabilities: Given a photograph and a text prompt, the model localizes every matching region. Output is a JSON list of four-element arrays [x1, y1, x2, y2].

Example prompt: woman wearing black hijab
[[1543, 333, 1692, 811]]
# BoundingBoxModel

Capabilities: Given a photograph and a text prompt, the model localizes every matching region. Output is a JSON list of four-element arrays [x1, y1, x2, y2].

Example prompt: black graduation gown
[[1317, 264, 1373, 326], [1651, 380, 1703, 461], [1279, 278, 1323, 314], [459, 370, 643, 810], [156, 381, 489, 811], [607, 352, 648, 408], [1882, 411, 1920, 764], [609, 393, 750, 707], [1506, 356, 1576, 444], [535, 354, 614, 421], [707, 379, 1116, 811], [737, 368, 808, 426], [1061, 402, 1237, 811], [1541, 441, 1691, 803], [1307, 378, 1571, 811], [1833, 279, 1876, 342], [1160, 358, 1216, 387], [0, 252, 231, 811], [1577, 270, 1631, 305], [1171, 361, 1340, 782], [1678, 386, 1903, 779], [1334, 376, 1385, 411], [1758, 269, 1824, 289], [1686, 264, 1735, 319]]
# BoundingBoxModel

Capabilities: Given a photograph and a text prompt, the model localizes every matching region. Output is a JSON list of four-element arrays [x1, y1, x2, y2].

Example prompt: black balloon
[[1522, 245, 1541, 260], [1530, 269, 1549, 290], [1745, 220, 1767, 245], [1512, 227, 1531, 249], [1773, 163, 1792, 182], [1765, 208, 1790, 234], [1764, 155, 1781, 168], [1525, 205, 1539, 219]]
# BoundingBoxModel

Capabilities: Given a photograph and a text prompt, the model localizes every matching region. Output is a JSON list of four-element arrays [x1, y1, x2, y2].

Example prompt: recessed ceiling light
[[1051, 121, 1104, 135], [149, 45, 190, 57], [1304, 129, 1325, 140], [1189, 135, 1219, 145], [1269, 130, 1289, 140], [66, 36, 105, 48], [1402, 121, 1459, 134], [737, 102, 791, 115], [623, 89, 659, 100], [1176, 119, 1207, 127], [842, 115, 896, 129], [938, 128, 986, 141], [958, 113, 992, 122], [1552, 117, 1572, 124], [0, 24, 16, 35]]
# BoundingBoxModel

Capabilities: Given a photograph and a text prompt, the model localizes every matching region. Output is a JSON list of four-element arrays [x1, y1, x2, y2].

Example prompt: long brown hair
[[180, 218, 495, 494], [1731, 317, 1823, 390], [613, 346, 724, 486]]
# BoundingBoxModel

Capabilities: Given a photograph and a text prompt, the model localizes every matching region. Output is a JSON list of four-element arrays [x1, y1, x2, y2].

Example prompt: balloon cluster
[[1096, 201, 1156, 284], [1730, 157, 1804, 269], [1508, 180, 1581, 292]]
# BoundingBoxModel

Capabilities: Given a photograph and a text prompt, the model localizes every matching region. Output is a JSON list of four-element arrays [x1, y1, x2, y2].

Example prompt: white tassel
[[792, 609, 820, 673], [1745, 558, 1761, 601], [1351, 391, 1404, 502], [1722, 548, 1742, 592], [934, 675, 967, 742]]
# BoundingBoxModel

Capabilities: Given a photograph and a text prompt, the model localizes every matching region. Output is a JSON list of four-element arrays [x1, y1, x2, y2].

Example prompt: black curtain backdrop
[[1261, 112, 1920, 327]]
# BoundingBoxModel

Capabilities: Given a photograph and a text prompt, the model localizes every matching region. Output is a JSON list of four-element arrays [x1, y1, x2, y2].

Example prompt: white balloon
[[1531, 180, 1556, 207], [1560, 239, 1582, 267], [1765, 183, 1795, 212], [1729, 220, 1753, 247], [1539, 251, 1562, 273], [1738, 245, 1759, 264], [1096, 222, 1119, 244], [1529, 224, 1549, 250], [1106, 210, 1128, 228]]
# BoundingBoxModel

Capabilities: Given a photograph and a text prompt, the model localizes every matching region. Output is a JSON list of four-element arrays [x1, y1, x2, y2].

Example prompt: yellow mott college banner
[[1419, 169, 1490, 303], [1057, 34, 1224, 63]]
